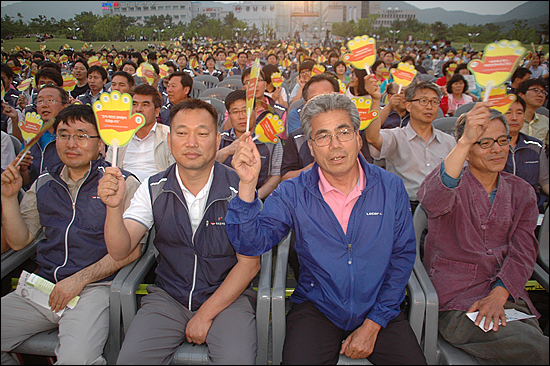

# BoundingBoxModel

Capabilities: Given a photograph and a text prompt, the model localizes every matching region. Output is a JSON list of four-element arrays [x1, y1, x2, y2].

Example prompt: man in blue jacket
[[1, 104, 141, 364], [226, 92, 426, 364]]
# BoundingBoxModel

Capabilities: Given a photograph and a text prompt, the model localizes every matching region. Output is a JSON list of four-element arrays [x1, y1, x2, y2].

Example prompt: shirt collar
[[133, 122, 157, 141], [404, 122, 443, 143], [174, 163, 215, 201], [318, 158, 366, 196]]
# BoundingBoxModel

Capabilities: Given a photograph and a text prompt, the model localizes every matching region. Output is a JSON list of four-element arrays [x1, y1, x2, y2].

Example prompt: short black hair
[[111, 70, 135, 87], [73, 58, 89, 70], [0, 63, 14, 79], [35, 68, 63, 87], [130, 84, 162, 109], [121, 60, 138, 72], [169, 98, 218, 130], [513, 94, 527, 112], [517, 78, 546, 95], [54, 104, 98, 134], [511, 67, 532, 83], [225, 89, 246, 110], [302, 73, 339, 101], [237, 51, 247, 58], [241, 67, 266, 85], [39, 61, 62, 74], [38, 84, 70, 105], [88, 65, 108, 81], [446, 74, 468, 94], [168, 71, 193, 97]]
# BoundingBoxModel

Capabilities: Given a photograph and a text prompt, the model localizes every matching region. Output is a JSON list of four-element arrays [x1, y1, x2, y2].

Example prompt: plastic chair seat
[[191, 82, 207, 99]]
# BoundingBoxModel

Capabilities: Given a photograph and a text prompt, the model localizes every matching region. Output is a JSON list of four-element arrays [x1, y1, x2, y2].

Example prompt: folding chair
[[288, 99, 304, 116], [432, 117, 458, 137], [271, 231, 425, 365], [119, 228, 273, 365], [199, 87, 233, 102], [532, 207, 549, 292], [199, 97, 227, 131], [10, 134, 22, 155], [193, 75, 220, 89], [535, 106, 549, 118], [190, 82, 206, 99], [2, 229, 149, 364], [218, 78, 243, 91], [412, 205, 480, 365], [454, 102, 477, 118]]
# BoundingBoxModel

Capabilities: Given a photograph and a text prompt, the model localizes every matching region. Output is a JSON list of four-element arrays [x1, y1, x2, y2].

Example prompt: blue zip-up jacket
[[226, 154, 416, 330], [147, 162, 241, 311], [503, 132, 549, 210], [34, 158, 133, 283]]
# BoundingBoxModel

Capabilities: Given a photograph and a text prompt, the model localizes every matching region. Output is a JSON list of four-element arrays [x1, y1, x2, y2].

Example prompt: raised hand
[[232, 132, 261, 188], [97, 166, 126, 209], [459, 102, 492, 146]]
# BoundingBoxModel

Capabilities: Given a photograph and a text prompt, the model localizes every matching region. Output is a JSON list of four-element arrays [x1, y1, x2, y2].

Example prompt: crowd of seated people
[[1, 37, 549, 364]]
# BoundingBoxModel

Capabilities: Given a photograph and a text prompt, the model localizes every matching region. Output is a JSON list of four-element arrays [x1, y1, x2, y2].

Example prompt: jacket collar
[[162, 161, 238, 207]]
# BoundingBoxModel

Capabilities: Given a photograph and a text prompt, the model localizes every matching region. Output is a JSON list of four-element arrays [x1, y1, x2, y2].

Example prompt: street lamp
[[468, 32, 480, 43], [68, 27, 80, 39], [389, 29, 400, 43]]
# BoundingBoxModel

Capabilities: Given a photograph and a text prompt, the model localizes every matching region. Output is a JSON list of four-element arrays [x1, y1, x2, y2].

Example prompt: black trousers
[[282, 301, 426, 365]]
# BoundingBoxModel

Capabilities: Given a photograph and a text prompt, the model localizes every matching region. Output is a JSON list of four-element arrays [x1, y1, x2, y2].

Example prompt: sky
[[0, 0, 530, 15], [404, 1, 529, 15]]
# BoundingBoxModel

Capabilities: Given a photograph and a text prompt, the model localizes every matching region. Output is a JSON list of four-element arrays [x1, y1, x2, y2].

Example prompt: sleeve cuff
[[440, 160, 462, 189]]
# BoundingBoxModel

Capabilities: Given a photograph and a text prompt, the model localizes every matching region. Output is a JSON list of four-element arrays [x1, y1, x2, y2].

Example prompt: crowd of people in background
[[1, 35, 549, 365]]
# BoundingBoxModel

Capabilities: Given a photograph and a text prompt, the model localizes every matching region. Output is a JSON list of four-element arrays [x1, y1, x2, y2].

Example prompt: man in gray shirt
[[363, 79, 456, 213]]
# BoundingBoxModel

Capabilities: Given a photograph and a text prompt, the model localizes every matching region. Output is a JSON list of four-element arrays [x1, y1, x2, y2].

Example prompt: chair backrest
[[280, 81, 290, 100], [199, 87, 233, 101], [193, 74, 219, 89], [437, 107, 444, 119], [190, 81, 206, 99], [218, 78, 243, 91], [10, 134, 22, 156], [224, 75, 242, 81], [454, 102, 476, 117], [535, 106, 549, 118], [288, 99, 304, 116], [199, 97, 227, 131], [539, 206, 549, 272], [432, 117, 458, 137]]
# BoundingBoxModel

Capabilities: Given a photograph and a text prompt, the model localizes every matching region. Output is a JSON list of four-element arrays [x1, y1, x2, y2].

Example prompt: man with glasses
[[226, 93, 426, 364], [503, 96, 549, 212], [517, 79, 549, 149], [217, 89, 282, 200], [4, 85, 69, 189], [1, 104, 141, 364], [418, 104, 549, 364], [364, 79, 456, 213], [378, 82, 410, 129]]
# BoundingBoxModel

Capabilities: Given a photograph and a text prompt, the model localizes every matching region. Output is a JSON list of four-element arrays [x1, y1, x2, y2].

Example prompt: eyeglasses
[[244, 78, 265, 86], [526, 88, 548, 96], [475, 135, 511, 149], [230, 108, 247, 116], [311, 128, 357, 147], [410, 98, 441, 106], [56, 133, 100, 143], [36, 99, 62, 106]]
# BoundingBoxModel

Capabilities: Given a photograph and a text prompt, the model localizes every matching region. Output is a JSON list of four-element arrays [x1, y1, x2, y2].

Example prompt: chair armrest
[[105, 247, 143, 364], [271, 232, 291, 366], [532, 263, 549, 293], [256, 248, 272, 365], [120, 230, 157, 339], [1, 229, 44, 280], [406, 269, 425, 344], [413, 257, 439, 365]]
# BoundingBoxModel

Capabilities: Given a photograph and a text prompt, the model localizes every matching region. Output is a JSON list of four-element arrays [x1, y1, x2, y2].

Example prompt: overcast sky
[[0, 0, 530, 15]]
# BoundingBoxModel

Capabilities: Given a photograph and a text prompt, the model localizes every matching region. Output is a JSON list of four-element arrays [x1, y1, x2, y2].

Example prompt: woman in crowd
[[440, 74, 473, 116]]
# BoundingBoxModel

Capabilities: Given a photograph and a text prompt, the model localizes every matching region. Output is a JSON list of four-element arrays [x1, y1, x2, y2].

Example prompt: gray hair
[[405, 80, 442, 101], [454, 109, 509, 142], [300, 93, 361, 140]]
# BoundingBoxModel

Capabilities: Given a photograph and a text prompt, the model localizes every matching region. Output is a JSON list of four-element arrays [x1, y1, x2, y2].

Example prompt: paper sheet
[[466, 309, 536, 332]]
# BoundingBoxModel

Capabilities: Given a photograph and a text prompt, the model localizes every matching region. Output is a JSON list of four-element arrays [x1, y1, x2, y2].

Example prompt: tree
[[356, 14, 380, 36], [332, 20, 356, 39], [74, 11, 100, 41], [506, 20, 537, 44]]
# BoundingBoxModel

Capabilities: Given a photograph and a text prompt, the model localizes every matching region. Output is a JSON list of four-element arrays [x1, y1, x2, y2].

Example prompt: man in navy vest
[[99, 99, 260, 364], [217, 89, 283, 200], [1, 104, 141, 364]]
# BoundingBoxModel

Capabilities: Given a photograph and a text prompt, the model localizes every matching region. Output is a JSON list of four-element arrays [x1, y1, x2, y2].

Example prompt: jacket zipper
[[165, 189, 229, 310], [52, 171, 86, 283]]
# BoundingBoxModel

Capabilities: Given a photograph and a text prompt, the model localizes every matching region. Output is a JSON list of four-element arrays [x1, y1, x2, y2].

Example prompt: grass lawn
[[2, 37, 548, 54]]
